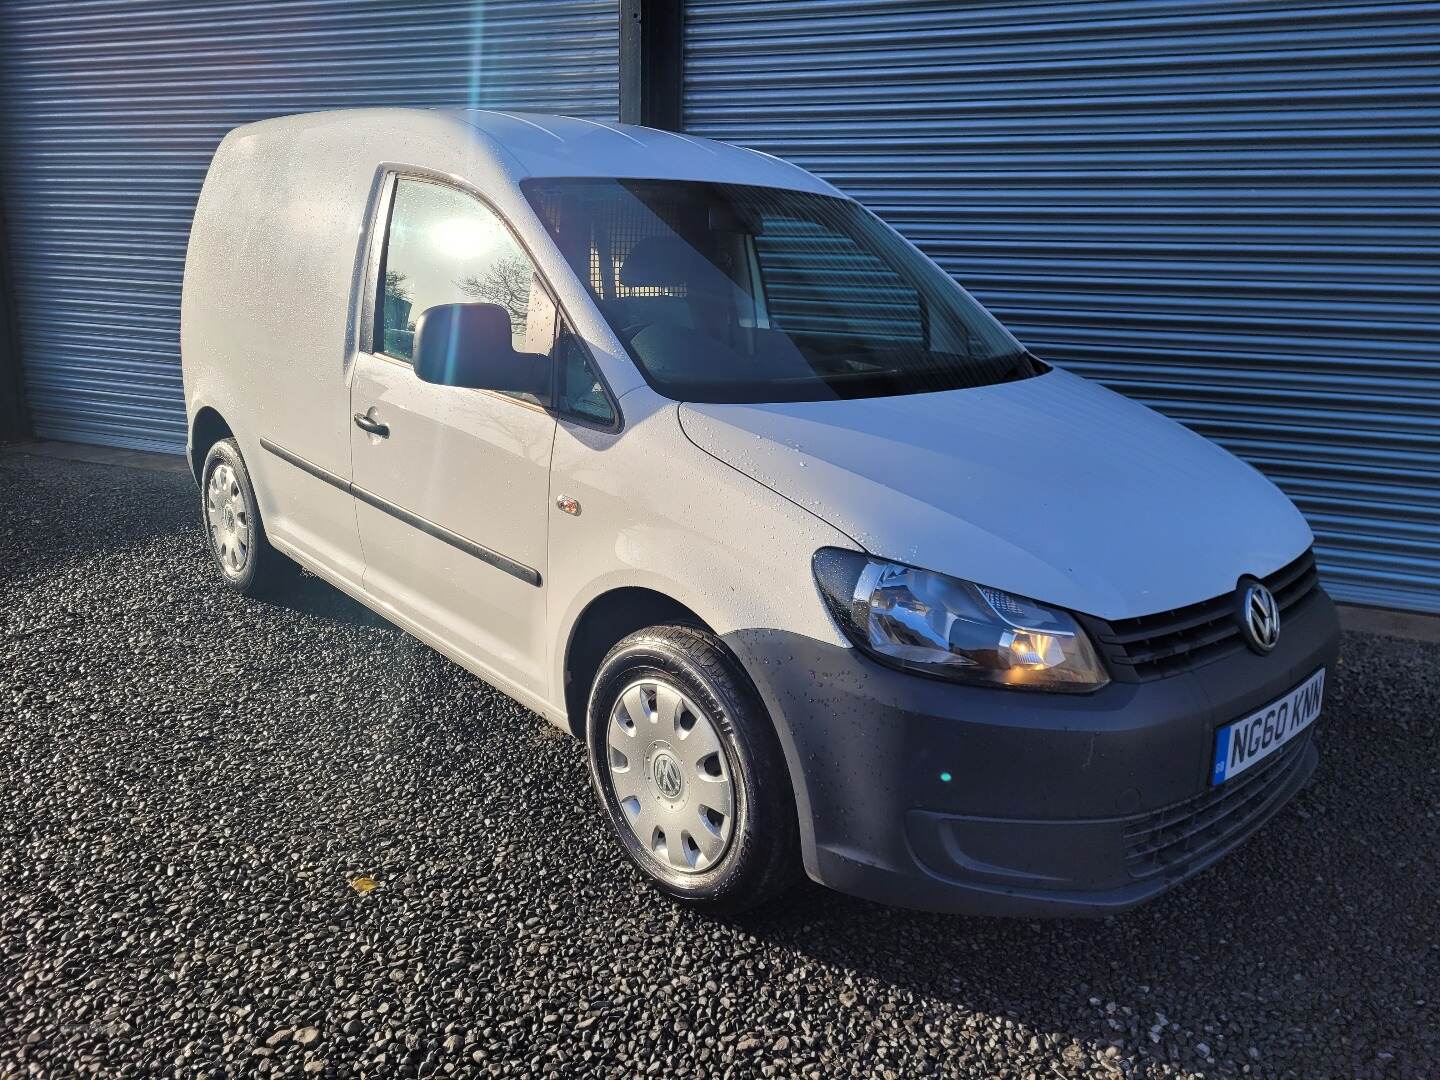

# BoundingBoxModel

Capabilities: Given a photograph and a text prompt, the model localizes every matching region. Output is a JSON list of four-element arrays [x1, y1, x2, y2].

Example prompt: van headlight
[[812, 548, 1109, 692]]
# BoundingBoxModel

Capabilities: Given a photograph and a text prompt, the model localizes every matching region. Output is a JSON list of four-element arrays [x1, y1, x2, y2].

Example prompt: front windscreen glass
[[523, 178, 1042, 404]]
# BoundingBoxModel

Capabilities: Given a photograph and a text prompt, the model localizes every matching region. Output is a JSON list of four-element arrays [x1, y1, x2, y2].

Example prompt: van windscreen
[[523, 178, 1041, 404]]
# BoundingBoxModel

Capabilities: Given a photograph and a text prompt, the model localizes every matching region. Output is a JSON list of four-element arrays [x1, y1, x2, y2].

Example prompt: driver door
[[350, 176, 558, 700]]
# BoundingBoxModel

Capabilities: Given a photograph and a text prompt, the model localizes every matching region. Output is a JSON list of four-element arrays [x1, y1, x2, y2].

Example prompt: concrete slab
[[0, 438, 190, 476]]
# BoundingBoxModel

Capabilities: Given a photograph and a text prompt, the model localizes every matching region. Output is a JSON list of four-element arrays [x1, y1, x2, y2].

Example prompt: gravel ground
[[1, 447, 1437, 1080]]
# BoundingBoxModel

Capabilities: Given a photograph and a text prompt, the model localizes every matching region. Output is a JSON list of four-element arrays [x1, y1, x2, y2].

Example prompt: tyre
[[199, 438, 298, 597], [586, 624, 799, 912]]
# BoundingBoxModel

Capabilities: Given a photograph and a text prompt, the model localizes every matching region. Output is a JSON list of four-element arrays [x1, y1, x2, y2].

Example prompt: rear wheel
[[587, 624, 799, 912], [200, 438, 297, 597]]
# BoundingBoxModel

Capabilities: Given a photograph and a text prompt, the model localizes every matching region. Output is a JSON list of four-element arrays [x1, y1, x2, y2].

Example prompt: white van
[[182, 109, 1339, 914]]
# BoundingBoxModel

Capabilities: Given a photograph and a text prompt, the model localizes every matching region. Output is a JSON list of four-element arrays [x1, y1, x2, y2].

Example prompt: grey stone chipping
[[1, 449, 1436, 1078]]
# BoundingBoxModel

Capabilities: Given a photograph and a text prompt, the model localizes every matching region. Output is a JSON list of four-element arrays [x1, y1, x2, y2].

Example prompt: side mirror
[[412, 302, 551, 397]]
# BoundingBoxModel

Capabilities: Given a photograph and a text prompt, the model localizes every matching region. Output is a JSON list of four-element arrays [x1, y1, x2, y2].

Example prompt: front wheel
[[586, 624, 799, 912]]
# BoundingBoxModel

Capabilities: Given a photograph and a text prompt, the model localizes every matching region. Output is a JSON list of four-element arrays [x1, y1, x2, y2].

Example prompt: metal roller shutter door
[[0, 0, 619, 454], [685, 1, 1440, 614]]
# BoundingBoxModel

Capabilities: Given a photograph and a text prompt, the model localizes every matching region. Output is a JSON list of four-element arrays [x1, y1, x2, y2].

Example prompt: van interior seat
[[615, 235, 737, 341], [603, 296, 693, 335]]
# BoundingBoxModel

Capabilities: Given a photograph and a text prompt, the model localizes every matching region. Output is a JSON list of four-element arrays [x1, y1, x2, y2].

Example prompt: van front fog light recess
[[812, 549, 1109, 691]]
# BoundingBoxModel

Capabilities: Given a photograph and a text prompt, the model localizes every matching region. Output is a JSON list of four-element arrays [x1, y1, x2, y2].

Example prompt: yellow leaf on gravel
[[350, 876, 378, 895]]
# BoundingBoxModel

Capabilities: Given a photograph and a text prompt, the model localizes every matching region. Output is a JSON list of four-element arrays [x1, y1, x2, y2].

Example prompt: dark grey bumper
[[724, 589, 1340, 916]]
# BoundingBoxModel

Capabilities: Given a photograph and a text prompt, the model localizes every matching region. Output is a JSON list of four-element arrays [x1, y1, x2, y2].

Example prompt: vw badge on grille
[[1239, 580, 1281, 653]]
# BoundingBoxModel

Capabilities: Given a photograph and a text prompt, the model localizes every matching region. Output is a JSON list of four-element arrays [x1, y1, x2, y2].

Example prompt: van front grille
[[1123, 734, 1311, 879], [1083, 550, 1319, 682]]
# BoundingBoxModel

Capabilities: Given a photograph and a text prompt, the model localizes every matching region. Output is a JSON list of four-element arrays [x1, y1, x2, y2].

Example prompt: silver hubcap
[[205, 462, 250, 576], [606, 678, 735, 874]]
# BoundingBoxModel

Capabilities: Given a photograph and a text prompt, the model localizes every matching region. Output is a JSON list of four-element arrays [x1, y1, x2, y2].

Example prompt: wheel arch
[[561, 586, 713, 740], [188, 405, 233, 484]]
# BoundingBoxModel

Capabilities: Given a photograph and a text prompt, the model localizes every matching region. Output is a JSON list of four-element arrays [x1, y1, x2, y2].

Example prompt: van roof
[[455, 110, 832, 188], [227, 108, 840, 196]]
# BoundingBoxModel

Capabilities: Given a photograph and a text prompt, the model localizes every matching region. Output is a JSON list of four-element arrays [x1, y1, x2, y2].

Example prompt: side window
[[377, 178, 550, 402], [555, 334, 616, 425]]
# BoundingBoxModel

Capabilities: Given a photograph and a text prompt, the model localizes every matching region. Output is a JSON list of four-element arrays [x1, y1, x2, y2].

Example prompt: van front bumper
[[724, 589, 1340, 917]]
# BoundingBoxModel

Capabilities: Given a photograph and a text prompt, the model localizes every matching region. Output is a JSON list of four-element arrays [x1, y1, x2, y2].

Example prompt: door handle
[[353, 411, 390, 438]]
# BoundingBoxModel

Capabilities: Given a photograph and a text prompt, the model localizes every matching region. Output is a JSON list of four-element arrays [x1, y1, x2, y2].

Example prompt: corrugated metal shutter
[[0, 0, 619, 454], [685, 0, 1440, 614]]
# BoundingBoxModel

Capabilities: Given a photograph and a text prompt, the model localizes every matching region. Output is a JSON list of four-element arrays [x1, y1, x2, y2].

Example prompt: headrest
[[619, 236, 729, 293]]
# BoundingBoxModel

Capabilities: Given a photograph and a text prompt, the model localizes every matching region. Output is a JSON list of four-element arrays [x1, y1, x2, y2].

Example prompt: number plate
[[1210, 667, 1325, 786]]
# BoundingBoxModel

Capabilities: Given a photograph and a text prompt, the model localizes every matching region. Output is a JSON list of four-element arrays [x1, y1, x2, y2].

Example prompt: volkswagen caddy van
[[181, 110, 1339, 915]]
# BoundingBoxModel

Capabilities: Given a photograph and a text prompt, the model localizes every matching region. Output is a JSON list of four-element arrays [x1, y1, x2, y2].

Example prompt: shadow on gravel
[[734, 874, 1227, 1006], [257, 572, 392, 631]]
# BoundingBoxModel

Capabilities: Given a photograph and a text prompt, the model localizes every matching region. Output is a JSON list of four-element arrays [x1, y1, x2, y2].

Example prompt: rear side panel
[[182, 116, 385, 583]]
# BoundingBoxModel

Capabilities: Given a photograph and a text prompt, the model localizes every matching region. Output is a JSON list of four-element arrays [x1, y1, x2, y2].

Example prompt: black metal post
[[619, 0, 684, 131]]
